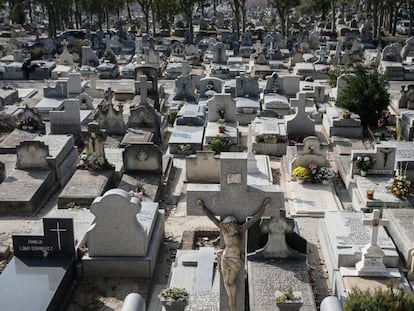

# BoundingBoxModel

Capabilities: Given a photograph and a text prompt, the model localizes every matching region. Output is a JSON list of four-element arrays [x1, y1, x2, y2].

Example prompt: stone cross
[[362, 209, 389, 247], [136, 75, 148, 104]]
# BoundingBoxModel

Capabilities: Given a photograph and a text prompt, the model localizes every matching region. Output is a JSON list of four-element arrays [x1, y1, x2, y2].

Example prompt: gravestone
[[81, 45, 99, 66], [319, 211, 399, 292], [286, 92, 315, 137], [83, 189, 164, 277], [0, 218, 76, 311], [127, 97, 162, 145], [199, 77, 225, 101], [174, 75, 196, 102], [323, 106, 362, 138], [123, 143, 162, 172], [213, 42, 227, 64], [0, 135, 78, 214], [58, 40, 74, 66], [401, 36, 414, 60], [49, 99, 82, 139], [95, 89, 126, 136], [235, 75, 260, 125], [135, 66, 159, 110], [252, 117, 288, 156], [354, 210, 390, 276]]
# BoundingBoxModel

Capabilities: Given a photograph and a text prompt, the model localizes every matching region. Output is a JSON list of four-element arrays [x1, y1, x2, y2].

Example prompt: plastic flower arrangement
[[354, 155, 375, 171], [386, 164, 411, 198], [316, 167, 336, 181], [158, 287, 189, 305], [292, 166, 310, 181], [308, 163, 318, 177], [275, 287, 302, 303], [78, 154, 107, 171]]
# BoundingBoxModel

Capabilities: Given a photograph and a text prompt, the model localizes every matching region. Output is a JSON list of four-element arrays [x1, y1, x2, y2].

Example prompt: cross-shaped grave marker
[[50, 221, 67, 251], [246, 124, 259, 173], [362, 209, 389, 247]]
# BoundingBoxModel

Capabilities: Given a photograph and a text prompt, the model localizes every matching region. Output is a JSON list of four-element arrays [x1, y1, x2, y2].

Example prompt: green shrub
[[344, 287, 414, 311], [207, 136, 232, 154]]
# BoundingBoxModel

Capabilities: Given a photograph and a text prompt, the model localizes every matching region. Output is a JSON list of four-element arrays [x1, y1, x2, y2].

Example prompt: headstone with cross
[[355, 209, 390, 276], [12, 218, 75, 258]]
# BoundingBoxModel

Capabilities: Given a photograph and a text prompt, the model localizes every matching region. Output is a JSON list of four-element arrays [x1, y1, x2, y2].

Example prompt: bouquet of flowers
[[315, 167, 336, 181], [78, 154, 107, 171], [386, 175, 411, 198], [354, 155, 375, 171], [292, 166, 310, 181]]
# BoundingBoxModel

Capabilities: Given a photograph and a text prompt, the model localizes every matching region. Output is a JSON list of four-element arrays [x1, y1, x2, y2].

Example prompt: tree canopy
[[336, 65, 390, 128]]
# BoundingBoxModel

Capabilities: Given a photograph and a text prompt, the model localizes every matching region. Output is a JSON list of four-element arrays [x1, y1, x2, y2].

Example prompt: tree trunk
[[373, 0, 378, 38], [127, 0, 132, 22], [152, 5, 156, 35], [145, 14, 149, 34], [331, 0, 336, 32]]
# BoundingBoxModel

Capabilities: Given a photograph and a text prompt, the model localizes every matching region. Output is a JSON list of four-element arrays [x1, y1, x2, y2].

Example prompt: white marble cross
[[50, 221, 67, 250], [362, 209, 389, 247]]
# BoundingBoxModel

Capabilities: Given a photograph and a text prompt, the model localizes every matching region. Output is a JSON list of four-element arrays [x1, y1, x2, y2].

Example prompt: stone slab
[[248, 258, 316, 311], [0, 257, 75, 311], [0, 169, 57, 215], [287, 181, 341, 217], [383, 209, 414, 269], [57, 169, 115, 209], [354, 176, 411, 209], [118, 172, 162, 202], [0, 129, 37, 154]]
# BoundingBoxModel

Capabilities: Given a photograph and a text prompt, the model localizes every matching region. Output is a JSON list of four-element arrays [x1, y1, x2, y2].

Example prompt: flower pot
[[366, 191, 374, 200], [342, 112, 351, 119], [360, 170, 367, 177], [219, 127, 225, 133], [276, 301, 304, 311], [160, 299, 188, 311]]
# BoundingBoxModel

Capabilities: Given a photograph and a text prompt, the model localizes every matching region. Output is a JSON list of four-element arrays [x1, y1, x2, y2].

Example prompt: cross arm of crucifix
[[197, 199, 221, 227], [240, 198, 270, 232]]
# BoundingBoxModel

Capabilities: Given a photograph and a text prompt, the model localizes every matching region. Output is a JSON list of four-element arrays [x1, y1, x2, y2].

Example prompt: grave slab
[[57, 169, 115, 208], [248, 258, 316, 311], [286, 181, 341, 217]]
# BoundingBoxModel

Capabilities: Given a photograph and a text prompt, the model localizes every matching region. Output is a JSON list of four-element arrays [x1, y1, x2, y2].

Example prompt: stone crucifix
[[362, 209, 389, 247], [135, 75, 148, 104]]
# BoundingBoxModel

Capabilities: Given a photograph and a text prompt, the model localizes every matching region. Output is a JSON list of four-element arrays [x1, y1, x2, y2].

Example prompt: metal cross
[[50, 221, 67, 251]]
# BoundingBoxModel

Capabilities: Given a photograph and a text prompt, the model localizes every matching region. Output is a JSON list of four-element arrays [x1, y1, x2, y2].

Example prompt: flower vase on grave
[[360, 170, 367, 177], [275, 290, 303, 311], [219, 126, 225, 133], [160, 299, 188, 311], [366, 190, 374, 200]]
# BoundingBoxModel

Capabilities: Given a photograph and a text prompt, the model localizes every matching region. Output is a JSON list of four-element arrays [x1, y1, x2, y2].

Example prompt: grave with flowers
[[348, 144, 412, 211], [58, 122, 115, 209]]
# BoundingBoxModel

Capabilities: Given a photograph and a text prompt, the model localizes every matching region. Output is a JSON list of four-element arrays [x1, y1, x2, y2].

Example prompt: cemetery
[[1, 1, 414, 311]]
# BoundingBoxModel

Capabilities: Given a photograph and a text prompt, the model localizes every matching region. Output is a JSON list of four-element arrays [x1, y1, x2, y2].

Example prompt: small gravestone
[[50, 99, 83, 139], [83, 189, 164, 277], [286, 92, 315, 137], [123, 143, 162, 172], [95, 88, 126, 136], [0, 218, 76, 311], [213, 42, 227, 64]]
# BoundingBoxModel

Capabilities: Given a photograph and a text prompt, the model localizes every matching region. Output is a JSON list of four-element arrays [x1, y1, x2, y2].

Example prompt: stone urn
[[275, 290, 303, 311]]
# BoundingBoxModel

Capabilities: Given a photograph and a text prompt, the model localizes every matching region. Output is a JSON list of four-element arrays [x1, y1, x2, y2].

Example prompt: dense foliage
[[336, 65, 389, 128], [344, 287, 414, 311]]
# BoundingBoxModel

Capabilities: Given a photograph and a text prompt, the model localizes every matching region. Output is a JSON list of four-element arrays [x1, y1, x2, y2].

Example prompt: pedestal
[[355, 245, 388, 277]]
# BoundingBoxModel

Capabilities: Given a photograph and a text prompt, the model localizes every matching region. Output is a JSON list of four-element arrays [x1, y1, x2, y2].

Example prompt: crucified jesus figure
[[197, 198, 270, 311]]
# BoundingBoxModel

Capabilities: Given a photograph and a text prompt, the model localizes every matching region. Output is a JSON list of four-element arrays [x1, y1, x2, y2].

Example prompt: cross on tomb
[[247, 124, 259, 173], [362, 209, 389, 247], [247, 124, 259, 154], [49, 221, 67, 251]]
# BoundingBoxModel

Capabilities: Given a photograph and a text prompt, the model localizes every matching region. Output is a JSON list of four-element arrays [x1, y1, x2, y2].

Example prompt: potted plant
[[366, 183, 378, 200], [342, 110, 352, 119], [316, 167, 336, 184], [158, 287, 189, 311], [292, 166, 310, 183], [275, 287, 303, 311], [264, 134, 278, 144], [218, 119, 226, 133], [207, 136, 232, 154], [354, 155, 375, 176]]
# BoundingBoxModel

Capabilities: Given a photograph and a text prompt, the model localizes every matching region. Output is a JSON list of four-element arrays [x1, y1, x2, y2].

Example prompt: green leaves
[[336, 65, 390, 128]]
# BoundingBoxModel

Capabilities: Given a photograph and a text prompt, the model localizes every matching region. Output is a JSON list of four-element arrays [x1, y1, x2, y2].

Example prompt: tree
[[179, 0, 196, 37], [271, 0, 300, 37], [137, 0, 152, 34], [337, 66, 390, 128]]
